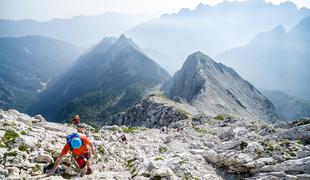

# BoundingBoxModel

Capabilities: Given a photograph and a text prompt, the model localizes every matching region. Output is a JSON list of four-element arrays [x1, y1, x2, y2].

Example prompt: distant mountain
[[261, 89, 310, 121], [0, 36, 82, 112], [0, 13, 151, 46], [163, 52, 278, 122], [216, 16, 310, 100], [30, 35, 170, 126], [125, 0, 310, 73]]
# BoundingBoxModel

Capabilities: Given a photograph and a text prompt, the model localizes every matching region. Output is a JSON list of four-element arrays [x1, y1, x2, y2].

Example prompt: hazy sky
[[0, 0, 309, 21]]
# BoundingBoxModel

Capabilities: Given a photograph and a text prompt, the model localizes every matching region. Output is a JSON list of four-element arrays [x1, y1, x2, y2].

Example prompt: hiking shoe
[[86, 168, 93, 175]]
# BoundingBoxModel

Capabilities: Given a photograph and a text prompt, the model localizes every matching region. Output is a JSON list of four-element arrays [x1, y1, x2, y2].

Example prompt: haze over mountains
[[0, 13, 150, 46], [30, 35, 170, 125], [261, 89, 310, 121], [217, 16, 310, 101], [1, 1, 310, 179], [1, 1, 309, 75], [126, 0, 310, 73], [0, 36, 81, 112], [0, 0, 309, 125]]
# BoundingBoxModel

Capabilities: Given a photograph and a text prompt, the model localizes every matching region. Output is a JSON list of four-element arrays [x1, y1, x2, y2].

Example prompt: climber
[[117, 134, 128, 144], [47, 132, 96, 177], [72, 114, 80, 126]]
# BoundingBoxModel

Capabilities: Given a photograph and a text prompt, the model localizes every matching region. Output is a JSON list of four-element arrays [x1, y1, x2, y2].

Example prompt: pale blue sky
[[0, 0, 309, 21]]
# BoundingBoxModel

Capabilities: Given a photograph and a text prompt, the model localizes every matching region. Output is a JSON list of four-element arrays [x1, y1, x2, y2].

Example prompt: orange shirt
[[61, 133, 91, 157]]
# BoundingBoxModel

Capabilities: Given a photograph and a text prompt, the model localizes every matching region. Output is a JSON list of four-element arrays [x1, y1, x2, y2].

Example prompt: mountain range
[[0, 13, 150, 46], [217, 16, 310, 101], [30, 35, 170, 126], [125, 0, 310, 73], [0, 1, 309, 75], [0, 35, 81, 112], [261, 89, 310, 121]]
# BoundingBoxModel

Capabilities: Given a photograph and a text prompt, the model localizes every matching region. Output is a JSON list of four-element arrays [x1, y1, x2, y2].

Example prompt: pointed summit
[[184, 51, 216, 67], [91, 37, 117, 54], [163, 52, 278, 122], [113, 34, 142, 52], [32, 35, 170, 123]]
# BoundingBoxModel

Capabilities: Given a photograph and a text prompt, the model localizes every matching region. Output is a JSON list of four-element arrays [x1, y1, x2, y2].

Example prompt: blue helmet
[[70, 137, 82, 149]]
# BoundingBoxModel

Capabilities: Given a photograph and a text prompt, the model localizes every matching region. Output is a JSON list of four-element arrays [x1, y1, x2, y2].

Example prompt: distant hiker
[[72, 114, 81, 126], [176, 127, 183, 132], [71, 115, 92, 137], [160, 126, 168, 134], [47, 132, 96, 177], [117, 134, 128, 144]]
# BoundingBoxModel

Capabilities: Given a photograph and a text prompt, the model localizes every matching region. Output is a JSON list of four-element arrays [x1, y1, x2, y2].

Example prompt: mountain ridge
[[30, 35, 170, 125], [216, 16, 310, 100], [163, 51, 278, 122]]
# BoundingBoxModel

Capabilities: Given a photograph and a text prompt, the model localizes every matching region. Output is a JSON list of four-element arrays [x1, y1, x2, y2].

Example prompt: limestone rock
[[36, 154, 53, 164]]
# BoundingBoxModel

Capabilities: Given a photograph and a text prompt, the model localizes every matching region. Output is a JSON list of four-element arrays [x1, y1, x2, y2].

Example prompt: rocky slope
[[1, 96, 309, 179], [163, 52, 278, 122]]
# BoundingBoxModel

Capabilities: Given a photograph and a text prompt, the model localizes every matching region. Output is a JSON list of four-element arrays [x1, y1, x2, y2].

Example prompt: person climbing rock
[[71, 115, 92, 137], [47, 132, 96, 177], [72, 114, 80, 126], [117, 134, 128, 144]]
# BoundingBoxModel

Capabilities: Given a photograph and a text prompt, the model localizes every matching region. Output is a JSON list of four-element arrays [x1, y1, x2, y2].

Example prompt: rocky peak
[[163, 52, 278, 122], [112, 34, 142, 53], [91, 37, 117, 54]]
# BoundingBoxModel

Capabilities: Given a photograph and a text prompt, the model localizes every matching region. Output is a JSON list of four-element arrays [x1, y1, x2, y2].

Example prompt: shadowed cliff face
[[0, 36, 82, 112], [163, 52, 278, 122], [30, 35, 170, 126]]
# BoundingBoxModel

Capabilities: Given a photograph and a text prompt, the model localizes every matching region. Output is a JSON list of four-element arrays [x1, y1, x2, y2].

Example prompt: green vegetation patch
[[0, 141, 6, 148], [1, 130, 19, 147], [32, 164, 42, 172], [18, 144, 29, 152], [267, 144, 275, 152], [126, 159, 135, 168], [4, 151, 18, 157], [192, 126, 206, 133], [21, 131, 27, 135], [155, 157, 164, 161], [159, 146, 168, 153], [122, 127, 146, 133], [256, 149, 263, 158], [215, 114, 225, 121], [3, 130, 19, 141], [109, 127, 119, 132]]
